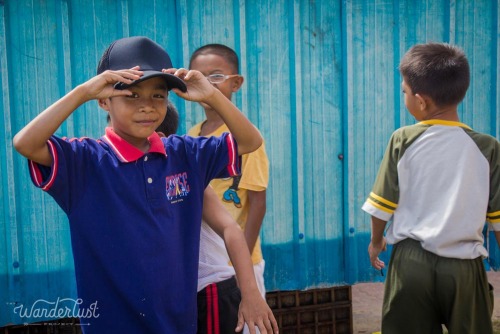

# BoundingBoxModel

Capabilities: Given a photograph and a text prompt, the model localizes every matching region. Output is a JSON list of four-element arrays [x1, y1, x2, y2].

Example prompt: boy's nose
[[139, 98, 155, 111]]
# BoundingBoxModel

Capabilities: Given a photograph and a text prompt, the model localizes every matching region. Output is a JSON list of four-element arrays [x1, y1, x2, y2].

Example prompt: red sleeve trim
[[225, 134, 240, 176], [28, 140, 58, 191]]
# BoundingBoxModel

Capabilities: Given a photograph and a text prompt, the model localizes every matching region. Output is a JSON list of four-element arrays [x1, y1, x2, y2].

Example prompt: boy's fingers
[[100, 71, 141, 91], [246, 323, 257, 334], [235, 312, 244, 332], [371, 258, 384, 270], [256, 321, 269, 334], [235, 321, 244, 332], [168, 86, 183, 93], [113, 89, 132, 96], [270, 314, 279, 333], [107, 68, 142, 78], [262, 318, 274, 333], [174, 68, 188, 77]]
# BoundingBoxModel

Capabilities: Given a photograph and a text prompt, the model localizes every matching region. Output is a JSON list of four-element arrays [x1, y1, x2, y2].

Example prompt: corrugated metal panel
[[1, 0, 499, 326], [344, 0, 500, 284]]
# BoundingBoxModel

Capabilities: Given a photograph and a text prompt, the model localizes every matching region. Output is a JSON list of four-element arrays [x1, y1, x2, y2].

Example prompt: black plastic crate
[[266, 286, 352, 334]]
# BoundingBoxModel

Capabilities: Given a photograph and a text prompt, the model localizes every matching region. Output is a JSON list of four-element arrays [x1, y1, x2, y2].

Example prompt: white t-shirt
[[362, 120, 500, 259], [197, 221, 235, 292]]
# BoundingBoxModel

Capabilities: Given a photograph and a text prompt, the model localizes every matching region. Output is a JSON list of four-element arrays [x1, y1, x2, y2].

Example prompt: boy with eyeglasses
[[188, 44, 270, 334], [159, 101, 277, 334]]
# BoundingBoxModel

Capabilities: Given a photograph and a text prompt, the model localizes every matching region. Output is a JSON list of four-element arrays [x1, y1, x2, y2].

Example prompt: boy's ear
[[98, 98, 111, 111], [231, 76, 244, 92], [415, 94, 428, 111]]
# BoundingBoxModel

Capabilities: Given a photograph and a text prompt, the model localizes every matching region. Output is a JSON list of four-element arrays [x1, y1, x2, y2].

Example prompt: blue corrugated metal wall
[[1, 0, 499, 326]]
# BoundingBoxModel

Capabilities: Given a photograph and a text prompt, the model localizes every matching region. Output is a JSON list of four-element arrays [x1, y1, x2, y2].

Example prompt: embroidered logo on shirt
[[166, 172, 190, 201]]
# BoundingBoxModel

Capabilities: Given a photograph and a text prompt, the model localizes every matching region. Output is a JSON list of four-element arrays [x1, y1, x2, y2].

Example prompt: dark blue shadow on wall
[[486, 228, 500, 271], [0, 270, 77, 327], [262, 233, 392, 291], [262, 226, 499, 292]]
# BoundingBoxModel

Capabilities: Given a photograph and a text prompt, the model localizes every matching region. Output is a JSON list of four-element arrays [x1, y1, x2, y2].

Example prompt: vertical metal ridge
[[490, 0, 498, 137], [0, 0, 20, 277], [392, 0, 401, 130], [341, 0, 353, 284], [56, 0, 74, 136], [0, 0, 22, 315], [120, 0, 129, 38]]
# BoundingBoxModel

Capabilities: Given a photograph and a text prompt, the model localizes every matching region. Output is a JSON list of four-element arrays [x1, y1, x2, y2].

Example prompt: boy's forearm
[[223, 224, 260, 295], [371, 216, 388, 244], [13, 85, 89, 165], [244, 190, 266, 254], [202, 187, 259, 294], [203, 90, 262, 155]]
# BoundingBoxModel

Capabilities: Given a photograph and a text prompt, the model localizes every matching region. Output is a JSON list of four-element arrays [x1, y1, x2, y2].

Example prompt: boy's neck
[[424, 105, 460, 122], [110, 127, 151, 153], [129, 138, 151, 153], [200, 108, 225, 136], [139, 141, 151, 153]]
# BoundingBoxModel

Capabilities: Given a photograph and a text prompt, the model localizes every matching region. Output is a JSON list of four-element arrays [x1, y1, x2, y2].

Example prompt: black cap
[[97, 36, 187, 92]]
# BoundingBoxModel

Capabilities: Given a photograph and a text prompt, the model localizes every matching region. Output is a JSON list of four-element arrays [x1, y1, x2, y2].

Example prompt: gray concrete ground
[[351, 271, 500, 334]]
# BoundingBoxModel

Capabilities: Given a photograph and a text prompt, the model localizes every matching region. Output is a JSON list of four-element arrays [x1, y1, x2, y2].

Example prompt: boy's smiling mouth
[[136, 119, 157, 125]]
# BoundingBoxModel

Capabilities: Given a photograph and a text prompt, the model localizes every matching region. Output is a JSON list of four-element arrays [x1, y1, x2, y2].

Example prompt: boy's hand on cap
[[81, 67, 143, 101], [162, 68, 216, 102]]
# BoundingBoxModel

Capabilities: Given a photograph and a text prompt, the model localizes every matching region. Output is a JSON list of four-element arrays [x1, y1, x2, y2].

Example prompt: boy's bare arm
[[244, 190, 266, 254], [201, 90, 262, 155], [13, 86, 87, 166], [13, 68, 142, 166], [369, 215, 388, 270], [202, 187, 278, 333], [163, 68, 263, 155]]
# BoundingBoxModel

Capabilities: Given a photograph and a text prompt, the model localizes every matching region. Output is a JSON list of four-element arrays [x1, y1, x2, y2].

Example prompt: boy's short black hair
[[156, 101, 179, 136], [189, 44, 239, 73], [399, 43, 470, 107]]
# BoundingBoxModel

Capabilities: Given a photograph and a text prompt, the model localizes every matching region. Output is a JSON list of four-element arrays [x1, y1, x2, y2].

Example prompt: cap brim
[[114, 71, 187, 92]]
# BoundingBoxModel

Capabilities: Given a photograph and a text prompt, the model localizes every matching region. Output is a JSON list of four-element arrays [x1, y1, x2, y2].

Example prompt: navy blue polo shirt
[[28, 127, 240, 333]]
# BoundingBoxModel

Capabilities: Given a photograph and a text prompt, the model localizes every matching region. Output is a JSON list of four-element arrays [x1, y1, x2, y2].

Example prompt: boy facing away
[[13, 36, 278, 334], [187, 44, 269, 334], [362, 42, 500, 333]]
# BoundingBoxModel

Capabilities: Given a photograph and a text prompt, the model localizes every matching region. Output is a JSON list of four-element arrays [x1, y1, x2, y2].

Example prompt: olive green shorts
[[382, 238, 494, 334]]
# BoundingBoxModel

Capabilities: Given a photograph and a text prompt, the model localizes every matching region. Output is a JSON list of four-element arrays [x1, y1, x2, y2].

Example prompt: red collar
[[102, 127, 166, 162]]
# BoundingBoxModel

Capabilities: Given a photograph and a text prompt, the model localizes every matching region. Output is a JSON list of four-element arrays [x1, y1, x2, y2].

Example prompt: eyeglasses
[[206, 74, 240, 84]]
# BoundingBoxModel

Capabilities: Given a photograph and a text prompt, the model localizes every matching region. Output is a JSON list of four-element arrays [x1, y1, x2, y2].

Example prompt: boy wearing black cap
[[13, 36, 278, 334]]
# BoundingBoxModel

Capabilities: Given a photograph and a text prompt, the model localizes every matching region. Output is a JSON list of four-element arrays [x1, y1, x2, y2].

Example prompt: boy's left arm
[[369, 216, 388, 270], [202, 187, 278, 334], [244, 190, 266, 254]]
